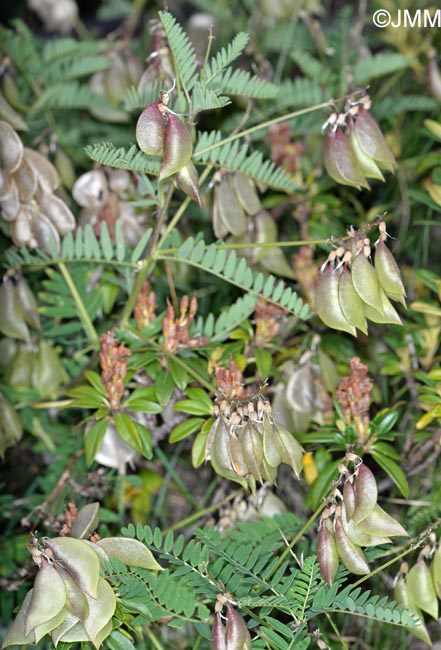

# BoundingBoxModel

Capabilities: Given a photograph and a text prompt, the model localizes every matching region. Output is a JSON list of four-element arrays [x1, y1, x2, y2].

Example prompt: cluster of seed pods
[[211, 595, 252, 650], [212, 171, 261, 239], [393, 539, 441, 645], [315, 222, 406, 336], [136, 87, 201, 205], [0, 121, 75, 253], [317, 460, 408, 586], [205, 397, 304, 491], [322, 95, 396, 190], [2, 504, 162, 649], [0, 273, 40, 343]]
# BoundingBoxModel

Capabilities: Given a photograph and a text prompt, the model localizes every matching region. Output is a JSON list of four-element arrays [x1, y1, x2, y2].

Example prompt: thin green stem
[[200, 25, 215, 80], [58, 262, 99, 348], [196, 101, 333, 157], [163, 489, 243, 533], [275, 500, 329, 570], [119, 182, 174, 325], [324, 612, 349, 650], [146, 628, 166, 650]]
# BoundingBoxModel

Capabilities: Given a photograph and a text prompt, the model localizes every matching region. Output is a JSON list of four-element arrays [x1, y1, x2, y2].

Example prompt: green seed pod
[[96, 537, 162, 570], [352, 463, 378, 525], [374, 239, 406, 306], [315, 268, 357, 336], [226, 603, 252, 650], [0, 277, 30, 341], [0, 90, 28, 131], [357, 503, 408, 538], [338, 267, 368, 334], [210, 418, 247, 487], [1, 590, 35, 647], [228, 430, 249, 477], [136, 100, 166, 156], [159, 112, 193, 180], [57, 566, 89, 621], [241, 422, 264, 483], [5, 347, 35, 388], [317, 518, 339, 586], [0, 393, 24, 458], [32, 340, 67, 398], [273, 421, 303, 478], [231, 173, 261, 215], [340, 501, 391, 547], [363, 288, 402, 326], [432, 543, 441, 599], [353, 108, 396, 173], [0, 338, 18, 367], [351, 252, 385, 315], [44, 537, 100, 599], [16, 275, 41, 330], [25, 562, 66, 636], [349, 128, 385, 181], [216, 175, 247, 237], [70, 502, 100, 540], [2, 72, 24, 111], [175, 160, 201, 206], [54, 148, 76, 191], [406, 560, 439, 620], [334, 517, 370, 575], [393, 576, 432, 645], [323, 128, 369, 190], [262, 415, 282, 468]]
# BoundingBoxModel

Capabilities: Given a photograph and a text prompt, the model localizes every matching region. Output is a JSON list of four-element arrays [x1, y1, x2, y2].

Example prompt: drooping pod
[[323, 127, 369, 190], [175, 161, 201, 206], [334, 517, 370, 575], [374, 239, 406, 306], [0, 277, 30, 341], [338, 267, 368, 334], [159, 112, 193, 180], [317, 518, 339, 586], [351, 251, 385, 315], [352, 107, 396, 173], [315, 267, 356, 336], [393, 575, 432, 645], [406, 559, 439, 620], [135, 99, 166, 156], [351, 463, 378, 525]]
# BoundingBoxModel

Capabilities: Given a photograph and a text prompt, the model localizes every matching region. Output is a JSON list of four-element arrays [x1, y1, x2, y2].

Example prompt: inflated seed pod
[[0, 393, 23, 457], [226, 603, 252, 650], [72, 170, 108, 208], [317, 518, 339, 586], [32, 340, 67, 398], [211, 612, 227, 650], [175, 160, 201, 206], [343, 480, 356, 519], [11, 205, 33, 247], [352, 463, 378, 525], [393, 576, 431, 645], [351, 252, 384, 315], [357, 503, 408, 538], [315, 267, 356, 336], [406, 559, 439, 620], [340, 500, 391, 547], [0, 176, 20, 221], [159, 112, 193, 180], [0, 277, 29, 341], [31, 211, 61, 254], [24, 148, 59, 193], [352, 108, 396, 173], [432, 543, 441, 599], [5, 347, 35, 388], [272, 421, 303, 478], [216, 175, 247, 237], [210, 418, 247, 487], [334, 517, 370, 575], [228, 431, 249, 477], [43, 537, 100, 599], [136, 100, 166, 156], [338, 267, 368, 334], [231, 173, 261, 215], [349, 126, 385, 181], [16, 275, 41, 330], [0, 338, 18, 367], [323, 127, 369, 190], [241, 422, 263, 483], [13, 153, 37, 201], [363, 288, 402, 325], [374, 239, 406, 305], [0, 120, 23, 176], [38, 192, 76, 235], [262, 416, 282, 468], [54, 148, 76, 191], [25, 562, 67, 637]]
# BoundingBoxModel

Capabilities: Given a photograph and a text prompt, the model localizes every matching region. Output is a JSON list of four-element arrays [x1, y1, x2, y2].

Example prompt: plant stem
[[163, 489, 243, 533], [58, 262, 99, 348], [196, 101, 333, 157]]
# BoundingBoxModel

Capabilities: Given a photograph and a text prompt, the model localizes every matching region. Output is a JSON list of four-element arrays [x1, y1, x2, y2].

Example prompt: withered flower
[[99, 330, 131, 410]]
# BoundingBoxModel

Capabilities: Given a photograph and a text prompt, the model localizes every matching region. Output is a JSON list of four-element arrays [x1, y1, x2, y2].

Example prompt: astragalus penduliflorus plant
[[1, 3, 441, 650]]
